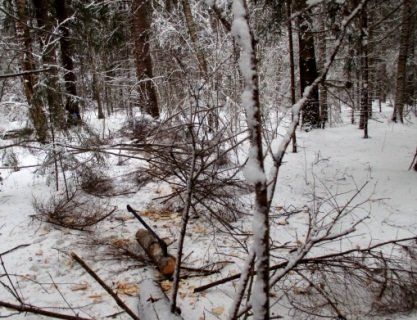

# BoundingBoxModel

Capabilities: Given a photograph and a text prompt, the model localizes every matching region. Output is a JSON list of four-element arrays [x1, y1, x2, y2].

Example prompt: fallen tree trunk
[[136, 229, 176, 278], [137, 270, 183, 320]]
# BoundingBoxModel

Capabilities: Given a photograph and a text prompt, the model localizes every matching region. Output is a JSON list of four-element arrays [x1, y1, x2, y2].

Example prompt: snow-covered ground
[[0, 105, 416, 319]]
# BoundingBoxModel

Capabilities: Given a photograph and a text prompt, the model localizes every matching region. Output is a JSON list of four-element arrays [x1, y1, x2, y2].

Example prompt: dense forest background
[[0, 0, 417, 319]]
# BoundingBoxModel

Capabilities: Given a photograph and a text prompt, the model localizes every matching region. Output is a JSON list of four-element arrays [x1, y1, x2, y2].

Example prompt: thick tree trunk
[[54, 0, 81, 125], [14, 0, 48, 143], [393, 0, 412, 123], [33, 0, 65, 129], [295, 0, 320, 130], [132, 0, 160, 118]]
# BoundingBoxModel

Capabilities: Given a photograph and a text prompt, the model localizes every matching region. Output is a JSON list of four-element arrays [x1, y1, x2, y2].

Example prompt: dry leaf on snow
[[211, 306, 225, 316], [114, 282, 139, 296]]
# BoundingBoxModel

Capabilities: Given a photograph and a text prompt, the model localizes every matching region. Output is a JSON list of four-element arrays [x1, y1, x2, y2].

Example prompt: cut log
[[136, 229, 176, 278], [137, 270, 183, 320]]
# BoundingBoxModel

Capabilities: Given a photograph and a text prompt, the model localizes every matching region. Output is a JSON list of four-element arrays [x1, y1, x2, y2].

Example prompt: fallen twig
[[70, 252, 140, 320], [0, 244, 30, 257], [0, 300, 92, 320], [194, 236, 417, 293], [408, 148, 417, 170]]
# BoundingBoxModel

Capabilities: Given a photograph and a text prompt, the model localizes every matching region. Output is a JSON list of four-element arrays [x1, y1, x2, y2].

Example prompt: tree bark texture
[[132, 0, 160, 118], [181, 0, 208, 75], [33, 0, 66, 129], [318, 3, 328, 128], [393, 0, 412, 123], [14, 0, 48, 143], [359, 4, 369, 138], [286, 0, 297, 152], [135, 229, 176, 278], [54, 0, 81, 124], [295, 0, 320, 130]]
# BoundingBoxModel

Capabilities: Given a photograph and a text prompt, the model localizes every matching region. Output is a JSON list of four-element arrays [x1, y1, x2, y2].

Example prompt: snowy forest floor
[[0, 104, 416, 320]]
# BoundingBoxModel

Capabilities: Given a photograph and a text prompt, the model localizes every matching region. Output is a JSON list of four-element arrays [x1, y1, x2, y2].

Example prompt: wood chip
[[160, 280, 172, 292], [70, 282, 88, 291], [114, 282, 139, 296], [211, 306, 224, 316]]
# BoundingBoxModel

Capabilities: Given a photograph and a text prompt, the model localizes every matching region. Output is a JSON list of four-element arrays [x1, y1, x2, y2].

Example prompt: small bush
[[32, 190, 115, 230]]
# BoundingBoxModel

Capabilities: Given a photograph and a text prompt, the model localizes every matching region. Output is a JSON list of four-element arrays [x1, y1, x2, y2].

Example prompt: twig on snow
[[70, 252, 140, 320]]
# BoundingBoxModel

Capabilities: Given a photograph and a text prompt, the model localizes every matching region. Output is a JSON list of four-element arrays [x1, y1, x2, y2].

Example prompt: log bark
[[136, 229, 176, 278]]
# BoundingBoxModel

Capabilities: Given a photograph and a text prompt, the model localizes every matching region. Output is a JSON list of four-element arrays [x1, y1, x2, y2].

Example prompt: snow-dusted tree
[[13, 0, 48, 142], [294, 0, 320, 130], [392, 0, 413, 123], [231, 0, 270, 318], [358, 1, 369, 138], [132, 0, 159, 118], [54, 0, 81, 125], [32, 0, 65, 128], [318, 2, 328, 128]]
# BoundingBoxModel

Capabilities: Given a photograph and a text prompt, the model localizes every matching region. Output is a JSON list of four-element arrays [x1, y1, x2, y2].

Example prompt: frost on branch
[[231, 0, 270, 319]]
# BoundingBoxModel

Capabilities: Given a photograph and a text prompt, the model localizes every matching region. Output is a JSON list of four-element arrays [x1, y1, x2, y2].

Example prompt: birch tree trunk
[[392, 0, 412, 123]]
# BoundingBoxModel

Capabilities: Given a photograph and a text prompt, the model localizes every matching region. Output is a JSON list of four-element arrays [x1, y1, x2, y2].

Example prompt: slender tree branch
[[70, 252, 140, 320]]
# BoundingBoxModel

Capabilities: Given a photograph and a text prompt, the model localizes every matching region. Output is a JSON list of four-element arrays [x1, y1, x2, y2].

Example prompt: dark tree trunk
[[359, 4, 369, 138], [318, 2, 328, 128], [295, 0, 320, 130], [14, 0, 48, 143], [286, 0, 297, 152], [393, 0, 412, 123], [54, 0, 81, 125], [33, 0, 65, 129], [132, 0, 160, 118]]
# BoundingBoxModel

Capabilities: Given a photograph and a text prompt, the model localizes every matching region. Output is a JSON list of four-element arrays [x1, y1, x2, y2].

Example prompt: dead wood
[[135, 229, 176, 278], [137, 270, 183, 320], [32, 190, 115, 230], [409, 147, 417, 170], [0, 300, 92, 320], [194, 236, 417, 293], [70, 252, 140, 320], [0, 244, 30, 257]]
